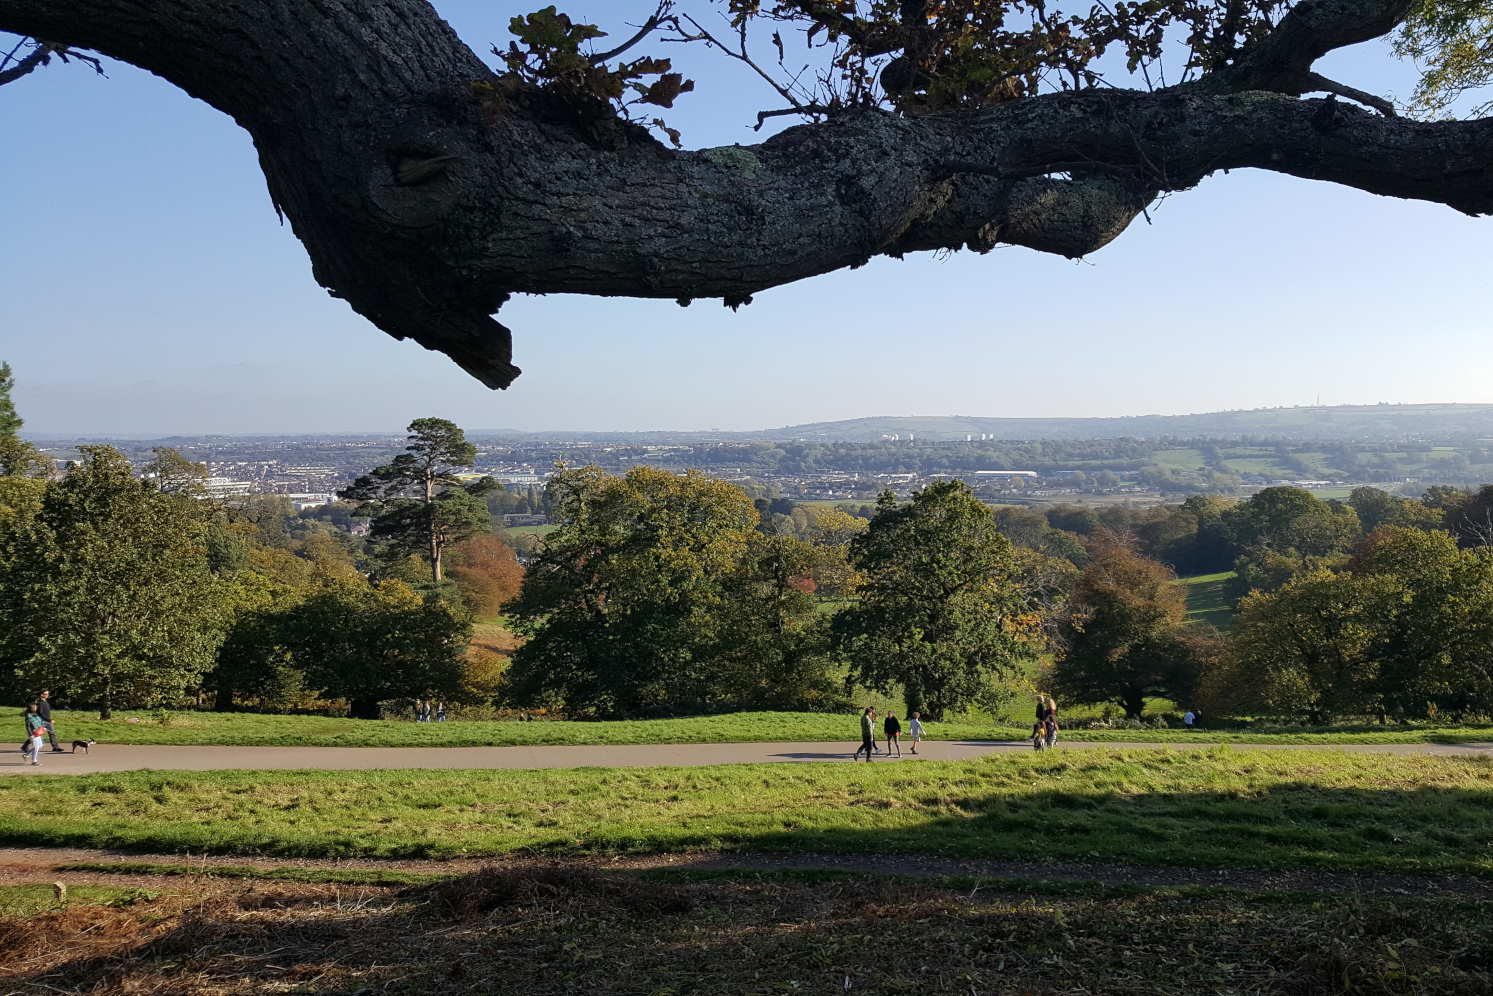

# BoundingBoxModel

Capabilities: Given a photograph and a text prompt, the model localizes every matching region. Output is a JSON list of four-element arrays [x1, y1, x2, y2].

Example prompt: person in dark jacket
[[883, 711, 902, 757], [854, 707, 876, 761], [36, 691, 62, 753]]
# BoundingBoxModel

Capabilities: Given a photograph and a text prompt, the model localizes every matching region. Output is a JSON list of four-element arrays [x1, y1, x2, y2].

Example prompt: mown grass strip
[[55, 861, 451, 887], [1, 750, 1488, 876], [0, 883, 155, 916]]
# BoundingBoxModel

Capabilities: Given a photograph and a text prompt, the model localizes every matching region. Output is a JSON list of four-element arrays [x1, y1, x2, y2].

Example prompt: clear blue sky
[[2, 2, 1489, 435]]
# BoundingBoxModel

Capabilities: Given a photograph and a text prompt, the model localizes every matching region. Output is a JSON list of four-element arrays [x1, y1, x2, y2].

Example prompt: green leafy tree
[[1222, 487, 1361, 600], [506, 465, 756, 717], [0, 446, 226, 717], [507, 465, 839, 716], [339, 418, 497, 582], [142, 446, 209, 496], [212, 573, 471, 719], [0, 362, 20, 439], [832, 481, 1040, 721], [287, 577, 471, 720], [0, 362, 53, 478], [1231, 568, 1404, 724], [1051, 535, 1208, 718], [714, 531, 844, 711], [1357, 528, 1493, 719]]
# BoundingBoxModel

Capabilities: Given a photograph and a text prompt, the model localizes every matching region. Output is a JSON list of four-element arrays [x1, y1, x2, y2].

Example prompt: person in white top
[[907, 712, 924, 754]]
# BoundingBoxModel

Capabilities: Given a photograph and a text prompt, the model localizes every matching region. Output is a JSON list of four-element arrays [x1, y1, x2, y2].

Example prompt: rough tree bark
[[2, 0, 1489, 388]]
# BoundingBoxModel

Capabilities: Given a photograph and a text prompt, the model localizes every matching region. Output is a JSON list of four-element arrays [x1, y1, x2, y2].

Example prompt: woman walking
[[884, 711, 902, 757], [1043, 696, 1060, 749]]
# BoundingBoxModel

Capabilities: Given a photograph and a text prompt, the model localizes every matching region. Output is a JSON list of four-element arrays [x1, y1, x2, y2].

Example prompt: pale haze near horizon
[[2, 2, 1490, 437]]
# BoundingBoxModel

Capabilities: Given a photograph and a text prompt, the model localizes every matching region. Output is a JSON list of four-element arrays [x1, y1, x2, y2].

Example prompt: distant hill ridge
[[754, 404, 1493, 442]]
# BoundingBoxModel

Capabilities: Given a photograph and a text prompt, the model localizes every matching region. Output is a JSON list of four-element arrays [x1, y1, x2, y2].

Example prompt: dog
[[72, 739, 94, 754]]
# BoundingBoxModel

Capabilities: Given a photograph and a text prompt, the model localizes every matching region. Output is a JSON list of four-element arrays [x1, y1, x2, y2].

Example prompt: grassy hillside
[[766, 404, 1493, 441], [1177, 572, 1235, 630]]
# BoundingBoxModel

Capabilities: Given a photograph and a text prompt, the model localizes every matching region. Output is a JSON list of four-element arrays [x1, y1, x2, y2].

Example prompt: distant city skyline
[[3, 1, 1490, 436]]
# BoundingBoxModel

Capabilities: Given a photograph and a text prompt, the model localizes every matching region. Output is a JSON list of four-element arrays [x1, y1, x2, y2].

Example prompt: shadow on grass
[[572, 783, 1493, 879], [2, 779, 1489, 879]]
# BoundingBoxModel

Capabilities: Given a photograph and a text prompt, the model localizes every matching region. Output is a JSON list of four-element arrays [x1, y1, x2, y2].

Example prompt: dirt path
[[1, 845, 1487, 899], [1, 738, 1488, 775]]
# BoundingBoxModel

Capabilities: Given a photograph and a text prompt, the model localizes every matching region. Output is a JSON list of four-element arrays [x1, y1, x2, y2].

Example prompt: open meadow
[[0, 750, 1489, 875]]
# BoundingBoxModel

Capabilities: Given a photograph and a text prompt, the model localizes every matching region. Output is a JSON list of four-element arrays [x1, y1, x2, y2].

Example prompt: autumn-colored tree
[[447, 534, 525, 617], [1052, 535, 1206, 718]]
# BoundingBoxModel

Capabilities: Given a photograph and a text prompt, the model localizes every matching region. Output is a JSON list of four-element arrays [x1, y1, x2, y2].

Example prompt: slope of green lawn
[[0, 750, 1488, 877], [19, 707, 1491, 748], [1176, 571, 1235, 630]]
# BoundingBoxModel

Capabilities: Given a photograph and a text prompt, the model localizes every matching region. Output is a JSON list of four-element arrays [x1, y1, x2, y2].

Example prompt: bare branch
[[588, 1, 672, 66], [0, 37, 100, 86], [1302, 71, 1397, 116], [0, 37, 47, 84]]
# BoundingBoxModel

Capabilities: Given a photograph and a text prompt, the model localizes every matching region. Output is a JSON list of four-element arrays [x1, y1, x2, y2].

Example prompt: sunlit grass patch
[[0, 750, 1487, 876]]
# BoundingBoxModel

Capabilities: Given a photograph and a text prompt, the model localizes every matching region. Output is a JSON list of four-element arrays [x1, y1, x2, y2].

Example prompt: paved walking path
[[1, 738, 1489, 774]]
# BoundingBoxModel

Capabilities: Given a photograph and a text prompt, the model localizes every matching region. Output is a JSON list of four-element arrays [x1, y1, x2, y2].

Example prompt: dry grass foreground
[[0, 862, 1487, 994]]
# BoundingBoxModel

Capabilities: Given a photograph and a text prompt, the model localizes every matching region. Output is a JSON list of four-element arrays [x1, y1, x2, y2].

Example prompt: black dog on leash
[[72, 739, 95, 753]]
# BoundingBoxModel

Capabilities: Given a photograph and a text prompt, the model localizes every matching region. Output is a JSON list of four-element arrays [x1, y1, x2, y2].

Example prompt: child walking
[[23, 706, 45, 765], [883, 711, 902, 757], [907, 712, 924, 754]]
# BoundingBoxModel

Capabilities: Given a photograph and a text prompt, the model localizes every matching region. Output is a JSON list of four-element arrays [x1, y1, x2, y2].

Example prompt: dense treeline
[[4, 364, 1491, 725], [0, 390, 521, 716]]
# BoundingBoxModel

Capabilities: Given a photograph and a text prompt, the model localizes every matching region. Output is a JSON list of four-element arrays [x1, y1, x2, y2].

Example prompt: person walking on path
[[907, 712, 923, 754], [35, 691, 62, 753], [1184, 709, 1195, 730], [883, 711, 902, 757], [421, 700, 433, 723], [1043, 696, 1060, 749], [854, 707, 877, 761], [23, 706, 45, 765], [436, 702, 446, 722]]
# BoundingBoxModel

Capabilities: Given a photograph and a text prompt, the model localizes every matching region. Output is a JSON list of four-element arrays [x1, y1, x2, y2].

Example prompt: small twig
[[589, 2, 672, 66], [754, 104, 829, 130]]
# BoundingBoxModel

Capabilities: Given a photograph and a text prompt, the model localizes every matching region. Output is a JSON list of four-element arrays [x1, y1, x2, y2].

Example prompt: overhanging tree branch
[[0, 0, 1486, 391]]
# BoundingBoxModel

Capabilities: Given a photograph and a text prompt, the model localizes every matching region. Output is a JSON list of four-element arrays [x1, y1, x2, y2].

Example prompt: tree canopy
[[0, 446, 227, 717], [339, 418, 497, 582], [1051, 534, 1211, 718], [832, 480, 1041, 719], [505, 465, 843, 716], [0, 1, 1488, 386]]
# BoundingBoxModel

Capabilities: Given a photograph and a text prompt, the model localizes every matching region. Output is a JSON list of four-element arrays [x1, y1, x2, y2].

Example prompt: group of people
[[413, 699, 446, 723], [1032, 695, 1059, 750], [854, 706, 923, 761], [21, 690, 61, 765]]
